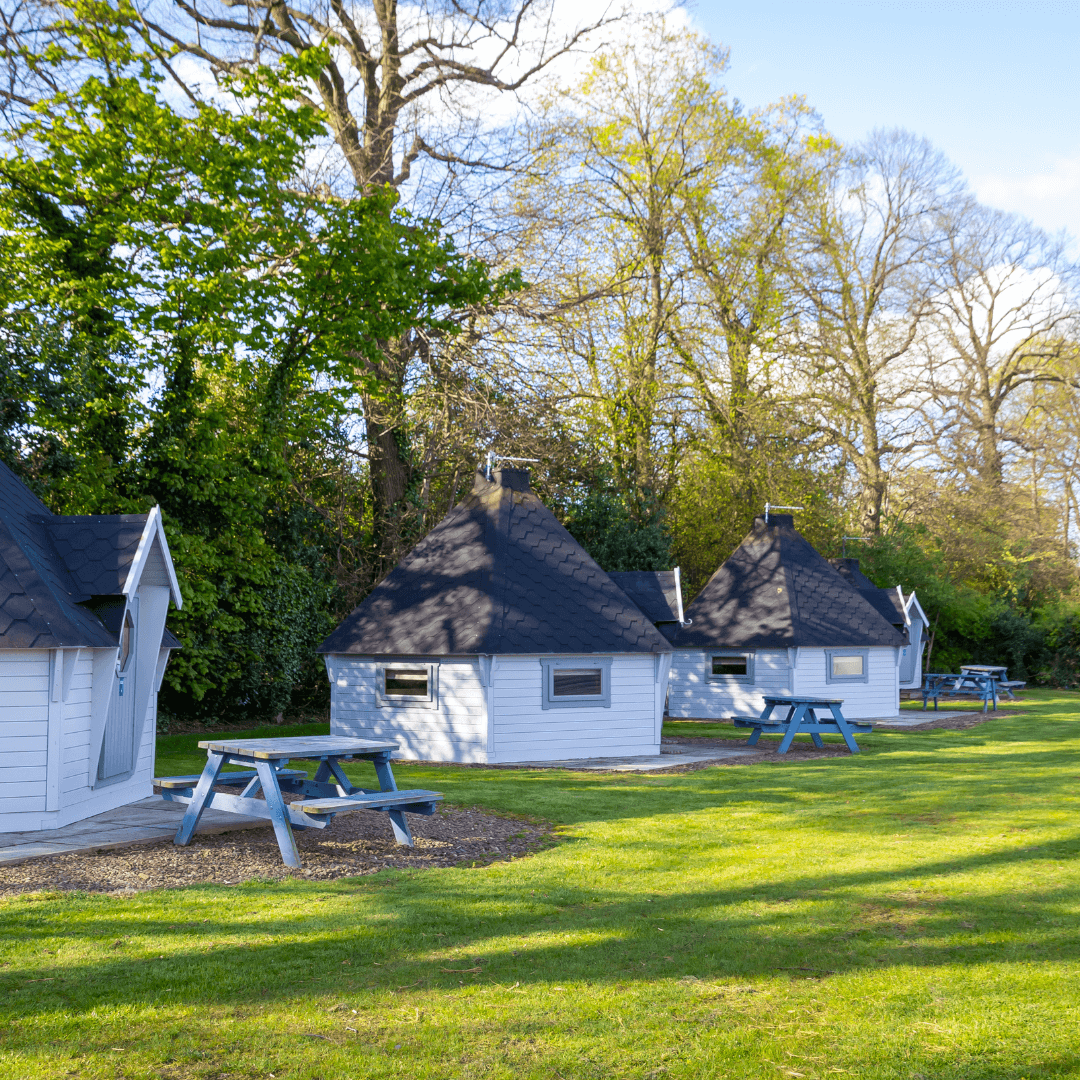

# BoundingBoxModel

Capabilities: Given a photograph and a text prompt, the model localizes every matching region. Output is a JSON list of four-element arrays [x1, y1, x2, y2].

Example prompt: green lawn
[[2, 691, 1079, 1079]]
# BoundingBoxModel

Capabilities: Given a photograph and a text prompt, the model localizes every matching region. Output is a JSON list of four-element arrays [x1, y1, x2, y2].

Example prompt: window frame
[[540, 656, 612, 710], [824, 648, 870, 684], [707, 650, 756, 684], [376, 662, 439, 709]]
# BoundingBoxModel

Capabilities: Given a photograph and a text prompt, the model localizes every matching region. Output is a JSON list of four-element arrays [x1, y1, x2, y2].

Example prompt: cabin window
[[709, 651, 755, 683], [825, 649, 869, 684], [376, 663, 438, 709], [119, 610, 135, 672], [541, 657, 612, 710]]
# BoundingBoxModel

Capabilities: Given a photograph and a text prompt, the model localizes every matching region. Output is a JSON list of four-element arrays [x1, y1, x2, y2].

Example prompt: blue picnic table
[[155, 736, 442, 868], [732, 695, 871, 754], [921, 672, 997, 712], [959, 665, 1026, 700]]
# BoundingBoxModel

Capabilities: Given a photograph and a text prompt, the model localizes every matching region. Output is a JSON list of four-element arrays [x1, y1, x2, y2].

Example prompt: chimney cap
[[474, 466, 531, 493]]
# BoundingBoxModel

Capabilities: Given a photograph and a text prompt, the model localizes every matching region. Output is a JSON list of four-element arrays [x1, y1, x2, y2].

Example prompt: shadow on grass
[[3, 823, 1078, 1020]]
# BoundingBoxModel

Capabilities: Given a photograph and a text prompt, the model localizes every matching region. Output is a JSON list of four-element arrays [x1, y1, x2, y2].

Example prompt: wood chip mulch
[[0, 805, 553, 897]]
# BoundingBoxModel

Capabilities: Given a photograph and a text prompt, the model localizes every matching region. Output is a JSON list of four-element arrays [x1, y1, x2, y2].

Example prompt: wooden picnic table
[[155, 736, 442, 868], [921, 672, 998, 712], [732, 695, 871, 755], [959, 665, 1026, 700]]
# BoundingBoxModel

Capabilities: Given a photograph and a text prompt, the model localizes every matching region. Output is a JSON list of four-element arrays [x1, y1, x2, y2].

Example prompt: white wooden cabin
[[0, 463, 182, 832], [320, 468, 672, 763], [664, 515, 909, 721]]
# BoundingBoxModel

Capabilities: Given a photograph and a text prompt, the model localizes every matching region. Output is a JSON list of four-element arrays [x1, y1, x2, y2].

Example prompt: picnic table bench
[[154, 736, 442, 868], [960, 665, 1027, 700], [920, 672, 998, 712], [730, 695, 871, 754]]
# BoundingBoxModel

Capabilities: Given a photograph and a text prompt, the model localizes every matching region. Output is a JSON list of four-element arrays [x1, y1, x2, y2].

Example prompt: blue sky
[[689, 0, 1080, 241]]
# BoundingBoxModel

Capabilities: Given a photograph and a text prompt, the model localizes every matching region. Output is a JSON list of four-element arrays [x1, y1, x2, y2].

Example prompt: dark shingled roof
[[0, 460, 176, 649], [829, 558, 907, 628], [608, 571, 682, 624], [319, 468, 672, 657], [49, 516, 148, 596], [664, 514, 907, 650]]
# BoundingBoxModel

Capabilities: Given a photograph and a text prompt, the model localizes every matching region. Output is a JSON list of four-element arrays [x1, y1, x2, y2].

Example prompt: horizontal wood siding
[[328, 658, 489, 762], [491, 655, 658, 763], [0, 649, 161, 832], [0, 650, 48, 826], [793, 647, 900, 719], [666, 650, 791, 718]]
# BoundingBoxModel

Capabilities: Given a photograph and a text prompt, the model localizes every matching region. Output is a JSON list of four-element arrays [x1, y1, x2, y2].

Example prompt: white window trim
[[540, 656, 612, 710], [376, 662, 439, 709], [825, 648, 870, 684], [707, 650, 756, 684]]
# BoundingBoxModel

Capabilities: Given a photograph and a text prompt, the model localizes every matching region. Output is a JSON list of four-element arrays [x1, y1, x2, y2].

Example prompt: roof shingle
[[666, 515, 907, 649], [319, 469, 672, 657]]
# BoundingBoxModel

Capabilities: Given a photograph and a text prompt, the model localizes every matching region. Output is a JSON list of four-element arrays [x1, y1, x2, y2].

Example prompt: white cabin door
[[899, 622, 922, 685], [98, 600, 138, 781]]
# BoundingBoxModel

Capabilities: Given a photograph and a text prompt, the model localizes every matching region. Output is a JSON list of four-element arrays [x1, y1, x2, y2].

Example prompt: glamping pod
[[0, 462, 182, 832], [664, 514, 908, 721], [319, 468, 673, 763]]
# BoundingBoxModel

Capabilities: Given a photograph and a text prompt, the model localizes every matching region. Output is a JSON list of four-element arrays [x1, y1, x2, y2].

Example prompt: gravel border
[[0, 805, 554, 897]]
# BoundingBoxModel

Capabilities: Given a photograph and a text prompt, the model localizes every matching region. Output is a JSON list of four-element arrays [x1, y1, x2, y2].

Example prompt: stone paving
[[0, 797, 263, 868], [499, 747, 759, 771]]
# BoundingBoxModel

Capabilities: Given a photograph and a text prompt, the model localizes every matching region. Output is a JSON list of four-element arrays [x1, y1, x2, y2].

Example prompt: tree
[[790, 129, 966, 535], [922, 202, 1080, 486], [0, 3, 511, 718]]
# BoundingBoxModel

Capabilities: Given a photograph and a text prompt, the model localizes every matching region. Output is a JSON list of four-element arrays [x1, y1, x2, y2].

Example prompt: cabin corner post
[[479, 656, 497, 756], [45, 649, 64, 812]]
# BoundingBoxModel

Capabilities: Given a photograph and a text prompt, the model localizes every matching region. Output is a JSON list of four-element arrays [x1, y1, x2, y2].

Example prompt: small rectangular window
[[825, 649, 869, 684], [553, 668, 603, 697], [385, 668, 428, 696], [376, 662, 438, 708], [708, 651, 755, 683], [831, 654, 864, 678], [712, 655, 747, 677], [540, 657, 613, 709]]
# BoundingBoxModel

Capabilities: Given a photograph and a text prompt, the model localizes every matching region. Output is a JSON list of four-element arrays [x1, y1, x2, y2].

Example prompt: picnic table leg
[[386, 808, 414, 846], [174, 751, 225, 846], [371, 751, 414, 846], [254, 759, 302, 868], [776, 705, 808, 754], [828, 706, 862, 754]]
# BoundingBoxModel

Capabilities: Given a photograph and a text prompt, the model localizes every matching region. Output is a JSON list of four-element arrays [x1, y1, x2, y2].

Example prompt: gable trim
[[122, 506, 182, 608]]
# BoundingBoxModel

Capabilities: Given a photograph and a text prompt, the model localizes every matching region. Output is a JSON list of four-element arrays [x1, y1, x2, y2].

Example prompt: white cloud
[[973, 152, 1080, 244]]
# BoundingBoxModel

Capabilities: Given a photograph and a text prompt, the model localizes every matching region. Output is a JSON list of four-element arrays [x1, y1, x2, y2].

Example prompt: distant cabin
[[664, 514, 908, 720], [319, 468, 673, 763], [0, 462, 182, 832]]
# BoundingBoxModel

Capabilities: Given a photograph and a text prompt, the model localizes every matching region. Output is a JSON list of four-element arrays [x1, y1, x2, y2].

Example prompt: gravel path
[[0, 805, 552, 897]]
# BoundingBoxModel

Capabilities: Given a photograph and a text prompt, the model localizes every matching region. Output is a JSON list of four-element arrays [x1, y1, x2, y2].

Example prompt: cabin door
[[98, 599, 138, 781], [899, 622, 922, 685]]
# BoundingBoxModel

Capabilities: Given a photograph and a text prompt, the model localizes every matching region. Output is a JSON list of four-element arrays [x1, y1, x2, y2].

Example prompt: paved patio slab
[[0, 797, 265, 867], [498, 747, 758, 771]]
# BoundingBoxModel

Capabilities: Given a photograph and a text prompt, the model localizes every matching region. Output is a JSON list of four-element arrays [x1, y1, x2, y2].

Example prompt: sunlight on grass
[[1, 691, 1078, 1079]]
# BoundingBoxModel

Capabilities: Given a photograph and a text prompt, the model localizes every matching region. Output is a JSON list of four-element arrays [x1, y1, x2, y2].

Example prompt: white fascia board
[[894, 585, 911, 627], [121, 505, 183, 608], [904, 590, 929, 628]]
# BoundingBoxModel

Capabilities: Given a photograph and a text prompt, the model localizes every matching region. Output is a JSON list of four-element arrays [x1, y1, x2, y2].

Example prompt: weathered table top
[[960, 665, 1008, 676], [762, 695, 845, 707], [196, 736, 400, 760]]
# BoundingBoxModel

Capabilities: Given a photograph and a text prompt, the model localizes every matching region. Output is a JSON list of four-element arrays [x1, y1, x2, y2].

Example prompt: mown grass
[[2, 691, 1078, 1079]]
